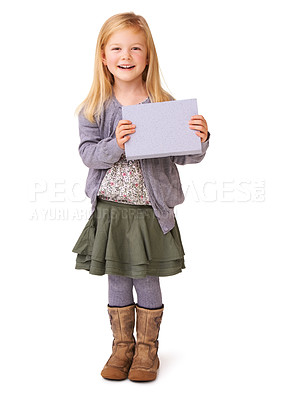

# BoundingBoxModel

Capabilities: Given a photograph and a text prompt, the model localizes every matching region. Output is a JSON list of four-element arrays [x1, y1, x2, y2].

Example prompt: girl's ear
[[101, 51, 107, 65]]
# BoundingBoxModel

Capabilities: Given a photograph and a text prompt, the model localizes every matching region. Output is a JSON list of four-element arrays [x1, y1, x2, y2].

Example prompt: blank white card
[[122, 98, 201, 161]]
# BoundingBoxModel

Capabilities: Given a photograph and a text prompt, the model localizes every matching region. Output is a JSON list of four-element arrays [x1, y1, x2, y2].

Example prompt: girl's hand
[[115, 120, 136, 150], [189, 115, 208, 142]]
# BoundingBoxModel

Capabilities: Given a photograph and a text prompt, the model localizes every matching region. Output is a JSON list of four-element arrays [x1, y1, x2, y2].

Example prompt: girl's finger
[[122, 134, 131, 143], [189, 118, 207, 125], [195, 131, 207, 142], [118, 119, 132, 125], [189, 123, 207, 132], [189, 123, 207, 133], [190, 115, 205, 121], [117, 120, 135, 130], [120, 128, 136, 136], [189, 121, 206, 129], [190, 116, 207, 127], [119, 124, 136, 133]]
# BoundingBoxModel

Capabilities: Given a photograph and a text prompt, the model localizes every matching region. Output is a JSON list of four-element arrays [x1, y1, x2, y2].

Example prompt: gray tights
[[108, 275, 163, 309]]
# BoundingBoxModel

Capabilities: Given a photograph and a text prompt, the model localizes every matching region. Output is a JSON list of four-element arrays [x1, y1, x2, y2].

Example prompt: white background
[[1, 0, 294, 399]]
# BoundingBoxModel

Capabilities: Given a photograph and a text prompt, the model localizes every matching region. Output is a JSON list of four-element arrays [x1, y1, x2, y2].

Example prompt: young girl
[[72, 12, 210, 382]]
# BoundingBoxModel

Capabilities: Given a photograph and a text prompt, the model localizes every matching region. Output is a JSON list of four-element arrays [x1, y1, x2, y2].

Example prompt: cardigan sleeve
[[78, 111, 124, 170], [170, 132, 210, 165]]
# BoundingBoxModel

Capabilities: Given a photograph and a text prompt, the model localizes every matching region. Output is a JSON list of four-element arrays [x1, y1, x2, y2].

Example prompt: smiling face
[[102, 28, 149, 86]]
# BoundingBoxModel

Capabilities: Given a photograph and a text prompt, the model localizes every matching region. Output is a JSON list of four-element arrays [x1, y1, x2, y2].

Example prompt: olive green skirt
[[72, 197, 186, 278]]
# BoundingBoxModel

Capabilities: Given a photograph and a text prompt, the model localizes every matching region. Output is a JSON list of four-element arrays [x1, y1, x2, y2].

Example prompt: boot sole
[[128, 358, 160, 382], [101, 367, 128, 381]]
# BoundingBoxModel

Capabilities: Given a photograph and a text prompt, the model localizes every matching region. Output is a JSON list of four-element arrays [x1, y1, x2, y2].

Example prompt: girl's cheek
[[109, 55, 118, 63]]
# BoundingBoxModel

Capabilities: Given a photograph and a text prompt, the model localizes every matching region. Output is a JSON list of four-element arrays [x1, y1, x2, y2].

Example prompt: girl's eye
[[110, 47, 141, 51]]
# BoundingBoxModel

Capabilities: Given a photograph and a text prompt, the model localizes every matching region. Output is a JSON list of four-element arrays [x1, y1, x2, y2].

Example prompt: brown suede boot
[[128, 304, 164, 382], [101, 304, 136, 380]]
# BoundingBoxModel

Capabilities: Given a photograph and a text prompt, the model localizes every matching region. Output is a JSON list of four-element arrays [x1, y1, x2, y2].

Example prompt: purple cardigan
[[77, 95, 210, 234]]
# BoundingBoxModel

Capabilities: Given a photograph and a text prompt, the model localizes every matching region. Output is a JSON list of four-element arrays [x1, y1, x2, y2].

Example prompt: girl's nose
[[122, 50, 131, 59]]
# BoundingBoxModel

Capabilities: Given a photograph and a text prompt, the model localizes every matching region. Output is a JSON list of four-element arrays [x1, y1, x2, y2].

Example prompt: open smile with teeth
[[118, 65, 135, 69]]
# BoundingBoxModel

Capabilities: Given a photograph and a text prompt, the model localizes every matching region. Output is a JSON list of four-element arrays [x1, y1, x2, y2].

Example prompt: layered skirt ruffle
[[72, 197, 186, 278]]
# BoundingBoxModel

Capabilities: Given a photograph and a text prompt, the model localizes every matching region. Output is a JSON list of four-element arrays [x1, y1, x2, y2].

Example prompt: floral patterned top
[[97, 152, 152, 205]]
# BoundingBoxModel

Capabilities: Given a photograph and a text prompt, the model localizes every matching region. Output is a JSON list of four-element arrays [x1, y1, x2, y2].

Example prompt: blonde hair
[[75, 12, 174, 123]]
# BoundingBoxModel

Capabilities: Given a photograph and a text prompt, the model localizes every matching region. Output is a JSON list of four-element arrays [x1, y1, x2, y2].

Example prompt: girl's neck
[[112, 81, 148, 106]]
